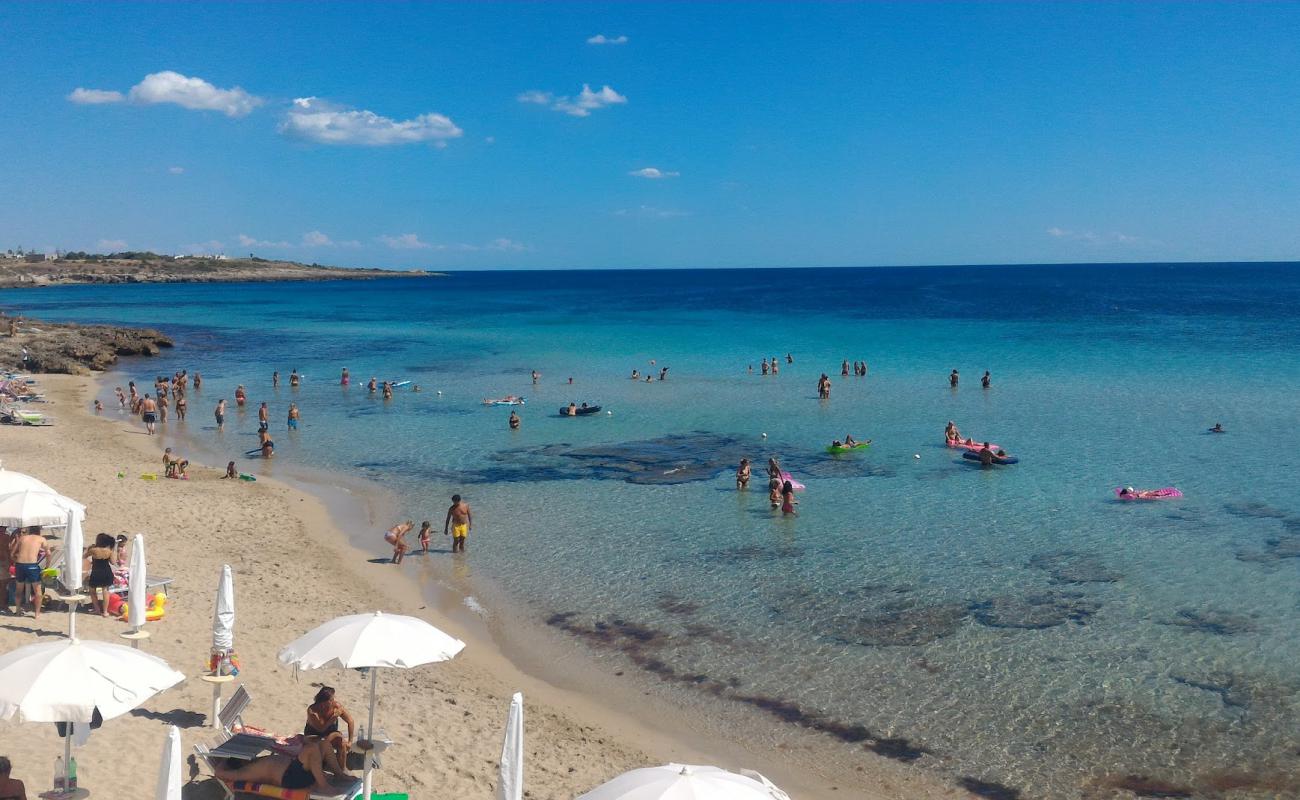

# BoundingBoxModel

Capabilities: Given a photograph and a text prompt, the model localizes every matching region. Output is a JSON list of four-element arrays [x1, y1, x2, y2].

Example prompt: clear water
[[8, 264, 1299, 798]]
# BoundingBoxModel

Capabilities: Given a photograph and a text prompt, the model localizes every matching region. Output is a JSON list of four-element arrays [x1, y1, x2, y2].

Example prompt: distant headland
[[0, 249, 436, 289]]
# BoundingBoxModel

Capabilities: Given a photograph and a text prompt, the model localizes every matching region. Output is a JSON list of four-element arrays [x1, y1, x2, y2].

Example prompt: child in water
[[418, 521, 432, 553], [768, 478, 783, 509]]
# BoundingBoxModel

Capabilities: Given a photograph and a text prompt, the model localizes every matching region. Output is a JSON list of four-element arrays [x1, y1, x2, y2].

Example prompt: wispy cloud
[[518, 84, 627, 117], [280, 97, 462, 146], [237, 233, 291, 249], [587, 34, 628, 45], [628, 167, 678, 179], [614, 205, 689, 219], [379, 233, 433, 250], [379, 234, 530, 252], [1046, 226, 1152, 246], [69, 71, 262, 117], [301, 230, 335, 247], [68, 87, 124, 105], [96, 238, 127, 251], [168, 166, 185, 175]]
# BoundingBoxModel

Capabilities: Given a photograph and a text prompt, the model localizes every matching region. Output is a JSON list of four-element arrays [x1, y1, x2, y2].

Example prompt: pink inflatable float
[[1114, 487, 1183, 500]]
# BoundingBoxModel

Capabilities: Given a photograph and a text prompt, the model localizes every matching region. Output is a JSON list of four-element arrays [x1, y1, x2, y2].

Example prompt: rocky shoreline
[[0, 317, 172, 374], [0, 255, 433, 289]]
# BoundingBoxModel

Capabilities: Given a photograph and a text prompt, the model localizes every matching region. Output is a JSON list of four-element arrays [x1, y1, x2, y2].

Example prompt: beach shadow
[[131, 707, 206, 728], [0, 622, 64, 638], [365, 557, 393, 565]]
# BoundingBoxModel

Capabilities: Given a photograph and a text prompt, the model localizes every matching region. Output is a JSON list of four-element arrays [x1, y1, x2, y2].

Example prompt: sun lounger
[[195, 743, 363, 800]]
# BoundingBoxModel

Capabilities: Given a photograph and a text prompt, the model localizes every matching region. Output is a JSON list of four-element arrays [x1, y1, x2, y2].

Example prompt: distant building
[[23, 253, 54, 263]]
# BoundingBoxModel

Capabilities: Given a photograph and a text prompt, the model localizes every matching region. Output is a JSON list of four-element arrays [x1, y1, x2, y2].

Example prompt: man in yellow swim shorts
[[443, 494, 472, 553]]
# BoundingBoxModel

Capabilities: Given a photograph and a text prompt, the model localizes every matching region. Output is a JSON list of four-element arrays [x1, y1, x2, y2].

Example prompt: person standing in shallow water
[[214, 398, 226, 430], [444, 494, 472, 553], [340, 367, 349, 386], [508, 410, 520, 430], [949, 369, 959, 388], [982, 370, 991, 388]]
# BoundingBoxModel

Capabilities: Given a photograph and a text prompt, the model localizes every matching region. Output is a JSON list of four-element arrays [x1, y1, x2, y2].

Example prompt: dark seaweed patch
[[1028, 551, 1121, 584], [1159, 608, 1257, 636], [1170, 673, 1250, 709], [832, 600, 970, 646], [547, 609, 932, 762], [970, 592, 1100, 629], [1101, 775, 1193, 798], [957, 777, 1021, 800], [1223, 501, 1290, 520]]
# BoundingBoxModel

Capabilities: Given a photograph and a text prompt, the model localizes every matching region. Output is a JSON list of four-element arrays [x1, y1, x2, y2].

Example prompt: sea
[[7, 263, 1299, 799]]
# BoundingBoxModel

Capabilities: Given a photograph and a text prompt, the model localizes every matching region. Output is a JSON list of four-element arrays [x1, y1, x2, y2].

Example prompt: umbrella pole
[[363, 667, 378, 800], [64, 724, 72, 788]]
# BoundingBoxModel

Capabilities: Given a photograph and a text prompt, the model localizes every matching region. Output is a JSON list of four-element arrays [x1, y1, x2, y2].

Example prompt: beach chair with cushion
[[195, 743, 363, 800]]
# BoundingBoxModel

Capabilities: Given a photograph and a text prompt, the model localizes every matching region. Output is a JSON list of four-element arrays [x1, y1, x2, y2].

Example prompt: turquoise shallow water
[[7, 264, 1299, 798]]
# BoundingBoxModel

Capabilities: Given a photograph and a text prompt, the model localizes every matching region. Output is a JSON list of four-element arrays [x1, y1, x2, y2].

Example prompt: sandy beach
[[0, 375, 952, 800]]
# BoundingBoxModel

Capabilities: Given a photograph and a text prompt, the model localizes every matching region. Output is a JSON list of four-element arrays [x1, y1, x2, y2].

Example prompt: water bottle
[[68, 757, 78, 789], [53, 755, 65, 792]]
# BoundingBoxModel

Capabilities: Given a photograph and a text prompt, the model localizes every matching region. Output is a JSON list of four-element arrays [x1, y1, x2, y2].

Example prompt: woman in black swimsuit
[[85, 533, 116, 616], [212, 739, 342, 793]]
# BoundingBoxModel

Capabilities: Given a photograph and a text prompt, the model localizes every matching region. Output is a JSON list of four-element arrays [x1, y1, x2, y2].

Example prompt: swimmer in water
[[1210, 423, 1225, 433], [736, 458, 751, 490], [509, 410, 520, 430], [341, 367, 350, 386], [949, 369, 959, 388], [982, 370, 991, 388], [781, 481, 797, 515], [768, 477, 782, 509]]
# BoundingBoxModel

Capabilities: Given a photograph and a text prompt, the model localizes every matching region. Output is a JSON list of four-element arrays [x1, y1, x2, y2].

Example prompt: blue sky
[[2, 2, 1298, 270]]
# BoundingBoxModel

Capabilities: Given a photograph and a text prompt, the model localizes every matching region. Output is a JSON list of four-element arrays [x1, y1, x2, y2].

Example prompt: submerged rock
[[833, 600, 971, 646], [1223, 501, 1291, 520], [971, 592, 1100, 629], [1028, 551, 1122, 584], [1160, 608, 1258, 636]]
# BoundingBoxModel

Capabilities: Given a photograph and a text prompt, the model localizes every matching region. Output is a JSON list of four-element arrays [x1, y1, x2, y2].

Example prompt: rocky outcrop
[[0, 319, 172, 375], [0, 256, 431, 289]]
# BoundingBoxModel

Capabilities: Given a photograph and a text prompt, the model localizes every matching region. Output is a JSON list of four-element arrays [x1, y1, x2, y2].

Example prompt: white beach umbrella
[[213, 564, 235, 651], [0, 467, 58, 495], [0, 637, 185, 789], [0, 489, 84, 527], [577, 764, 791, 800], [279, 611, 466, 799], [155, 724, 183, 800], [497, 692, 524, 800], [127, 534, 148, 633]]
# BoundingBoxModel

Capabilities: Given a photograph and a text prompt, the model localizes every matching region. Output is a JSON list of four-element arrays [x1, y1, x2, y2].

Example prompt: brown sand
[[0, 376, 954, 800]]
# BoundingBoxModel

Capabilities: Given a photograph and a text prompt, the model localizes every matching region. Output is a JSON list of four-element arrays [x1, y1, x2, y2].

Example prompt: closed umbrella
[[212, 564, 235, 652], [0, 489, 84, 527], [62, 508, 85, 638], [126, 534, 148, 634], [497, 692, 524, 800], [279, 611, 466, 799], [577, 764, 791, 800], [0, 638, 185, 790], [155, 725, 183, 800]]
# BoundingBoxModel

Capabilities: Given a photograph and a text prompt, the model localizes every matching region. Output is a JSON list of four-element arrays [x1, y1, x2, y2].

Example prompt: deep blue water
[[7, 263, 1299, 799]]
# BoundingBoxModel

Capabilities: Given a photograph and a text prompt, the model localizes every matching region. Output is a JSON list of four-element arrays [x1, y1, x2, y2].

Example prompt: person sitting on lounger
[[304, 687, 355, 776], [212, 739, 345, 794]]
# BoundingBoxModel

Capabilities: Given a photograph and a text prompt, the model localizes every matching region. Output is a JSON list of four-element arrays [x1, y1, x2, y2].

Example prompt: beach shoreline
[[0, 372, 961, 799]]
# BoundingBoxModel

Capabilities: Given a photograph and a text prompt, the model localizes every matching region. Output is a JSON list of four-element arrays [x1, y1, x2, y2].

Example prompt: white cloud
[[301, 230, 334, 247], [281, 97, 462, 146], [517, 90, 553, 105], [519, 84, 627, 117], [614, 205, 689, 219], [379, 233, 434, 250], [96, 238, 127, 251], [485, 238, 528, 252], [68, 87, 124, 105], [629, 167, 679, 179], [127, 71, 262, 117], [168, 166, 185, 175], [1046, 226, 1151, 246], [237, 233, 291, 249], [587, 34, 628, 45]]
